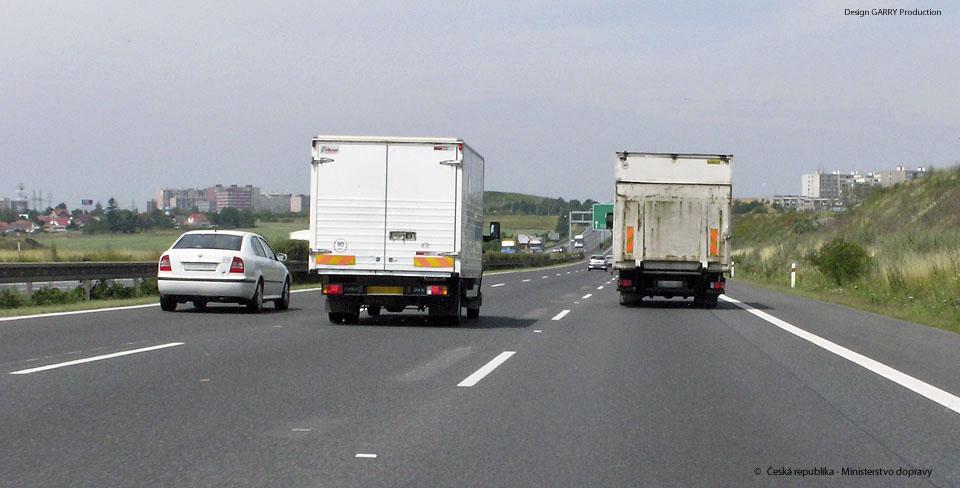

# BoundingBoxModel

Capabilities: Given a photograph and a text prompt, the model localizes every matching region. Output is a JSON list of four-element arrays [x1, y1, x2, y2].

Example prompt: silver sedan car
[[157, 230, 291, 312]]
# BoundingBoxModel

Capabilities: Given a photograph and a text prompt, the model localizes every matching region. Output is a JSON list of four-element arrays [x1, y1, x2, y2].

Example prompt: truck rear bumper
[[616, 268, 724, 298], [319, 274, 482, 313]]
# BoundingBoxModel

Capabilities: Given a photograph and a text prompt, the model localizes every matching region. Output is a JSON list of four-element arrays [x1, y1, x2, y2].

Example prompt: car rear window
[[591, 255, 603, 259], [173, 234, 243, 251]]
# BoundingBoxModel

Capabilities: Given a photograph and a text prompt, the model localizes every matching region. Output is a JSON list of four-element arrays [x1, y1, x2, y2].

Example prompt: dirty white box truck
[[309, 135, 499, 324], [612, 152, 732, 307]]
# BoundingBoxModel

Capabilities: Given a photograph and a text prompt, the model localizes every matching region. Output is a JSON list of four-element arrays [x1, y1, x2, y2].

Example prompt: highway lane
[[1, 263, 958, 486]]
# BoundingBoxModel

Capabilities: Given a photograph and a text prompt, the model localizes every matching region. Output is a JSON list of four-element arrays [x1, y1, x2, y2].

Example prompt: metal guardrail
[[0, 261, 310, 285], [0, 256, 585, 285]]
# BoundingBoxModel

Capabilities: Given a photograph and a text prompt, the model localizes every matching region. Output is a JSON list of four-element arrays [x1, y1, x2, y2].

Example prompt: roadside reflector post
[[82, 280, 92, 300], [731, 260, 735, 278], [790, 262, 797, 288]]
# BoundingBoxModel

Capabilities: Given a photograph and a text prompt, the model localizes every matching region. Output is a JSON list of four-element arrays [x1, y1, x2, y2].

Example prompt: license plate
[[657, 280, 684, 288], [367, 286, 404, 296], [183, 262, 218, 271]]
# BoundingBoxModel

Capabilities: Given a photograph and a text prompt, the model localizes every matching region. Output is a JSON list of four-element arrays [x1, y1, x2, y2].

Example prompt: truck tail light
[[618, 278, 633, 288], [159, 255, 172, 272], [323, 284, 344, 295], [427, 285, 448, 296], [229, 256, 245, 274], [711, 281, 725, 290]]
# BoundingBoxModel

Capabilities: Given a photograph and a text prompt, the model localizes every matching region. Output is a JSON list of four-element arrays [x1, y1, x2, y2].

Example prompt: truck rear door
[[313, 142, 388, 271], [643, 199, 704, 261], [383, 143, 459, 272]]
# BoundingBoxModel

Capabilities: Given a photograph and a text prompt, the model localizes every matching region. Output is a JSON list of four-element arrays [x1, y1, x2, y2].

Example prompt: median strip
[[457, 351, 516, 387], [9, 342, 184, 375], [720, 295, 960, 415]]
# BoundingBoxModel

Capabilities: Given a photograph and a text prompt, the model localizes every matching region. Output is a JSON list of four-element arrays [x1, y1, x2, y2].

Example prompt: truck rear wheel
[[367, 305, 381, 317], [619, 292, 638, 306], [466, 307, 480, 319]]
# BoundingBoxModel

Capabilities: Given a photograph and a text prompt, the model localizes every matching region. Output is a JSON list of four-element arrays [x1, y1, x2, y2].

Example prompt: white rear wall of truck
[[309, 136, 483, 279], [612, 153, 732, 270]]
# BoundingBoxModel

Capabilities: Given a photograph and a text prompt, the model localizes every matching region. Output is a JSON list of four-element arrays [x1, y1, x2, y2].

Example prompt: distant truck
[[500, 240, 516, 254], [572, 234, 584, 248], [309, 135, 499, 325], [529, 236, 543, 253], [612, 152, 732, 307]]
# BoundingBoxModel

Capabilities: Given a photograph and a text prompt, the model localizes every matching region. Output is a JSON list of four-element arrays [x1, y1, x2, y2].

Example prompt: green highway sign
[[592, 204, 613, 230]]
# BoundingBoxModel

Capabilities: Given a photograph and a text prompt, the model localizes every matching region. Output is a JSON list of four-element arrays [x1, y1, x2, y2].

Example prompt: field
[[0, 220, 308, 262], [484, 214, 559, 238]]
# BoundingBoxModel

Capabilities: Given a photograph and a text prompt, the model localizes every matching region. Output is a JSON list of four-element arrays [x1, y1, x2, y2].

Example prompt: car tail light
[[159, 255, 172, 272], [711, 281, 725, 290], [427, 285, 448, 296], [229, 256, 245, 274], [323, 283, 344, 295], [618, 278, 633, 288]]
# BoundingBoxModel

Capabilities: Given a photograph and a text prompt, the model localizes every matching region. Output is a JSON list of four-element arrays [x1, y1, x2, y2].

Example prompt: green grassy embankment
[[732, 167, 960, 333]]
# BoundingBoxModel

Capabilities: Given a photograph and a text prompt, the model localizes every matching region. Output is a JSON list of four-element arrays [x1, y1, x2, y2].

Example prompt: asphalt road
[[1, 262, 958, 487]]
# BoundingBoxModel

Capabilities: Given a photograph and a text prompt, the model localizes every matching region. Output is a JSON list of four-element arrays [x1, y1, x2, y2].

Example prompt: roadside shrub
[[91, 282, 138, 300], [810, 238, 870, 286], [31, 287, 82, 306], [271, 239, 308, 262], [139, 278, 159, 296], [0, 289, 24, 309]]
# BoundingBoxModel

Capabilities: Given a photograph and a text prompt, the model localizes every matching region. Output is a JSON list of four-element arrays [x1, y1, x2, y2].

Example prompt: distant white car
[[587, 255, 608, 271], [157, 230, 291, 312]]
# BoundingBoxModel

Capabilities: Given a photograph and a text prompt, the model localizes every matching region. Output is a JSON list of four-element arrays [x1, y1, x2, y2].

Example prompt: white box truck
[[309, 135, 499, 324], [611, 152, 732, 307]]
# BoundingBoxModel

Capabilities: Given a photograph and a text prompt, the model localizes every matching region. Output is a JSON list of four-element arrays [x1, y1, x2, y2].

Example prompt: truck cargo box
[[309, 135, 484, 279]]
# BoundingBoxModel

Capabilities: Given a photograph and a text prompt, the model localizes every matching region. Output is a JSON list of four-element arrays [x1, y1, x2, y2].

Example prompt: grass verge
[[0, 296, 159, 318], [731, 275, 960, 335]]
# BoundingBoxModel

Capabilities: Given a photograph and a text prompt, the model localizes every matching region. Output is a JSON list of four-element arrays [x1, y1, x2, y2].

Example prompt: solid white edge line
[[490, 283, 505, 288], [291, 287, 323, 294], [0, 303, 159, 323], [551, 309, 570, 321], [10, 342, 185, 375], [457, 351, 516, 387], [581, 294, 592, 299], [720, 295, 960, 414]]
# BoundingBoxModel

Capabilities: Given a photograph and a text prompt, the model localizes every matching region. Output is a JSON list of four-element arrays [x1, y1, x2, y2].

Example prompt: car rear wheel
[[160, 296, 177, 312], [274, 280, 290, 311], [246, 281, 264, 313]]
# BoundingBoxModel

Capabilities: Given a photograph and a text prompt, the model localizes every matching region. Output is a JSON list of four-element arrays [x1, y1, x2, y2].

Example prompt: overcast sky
[[2, 1, 957, 209]]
